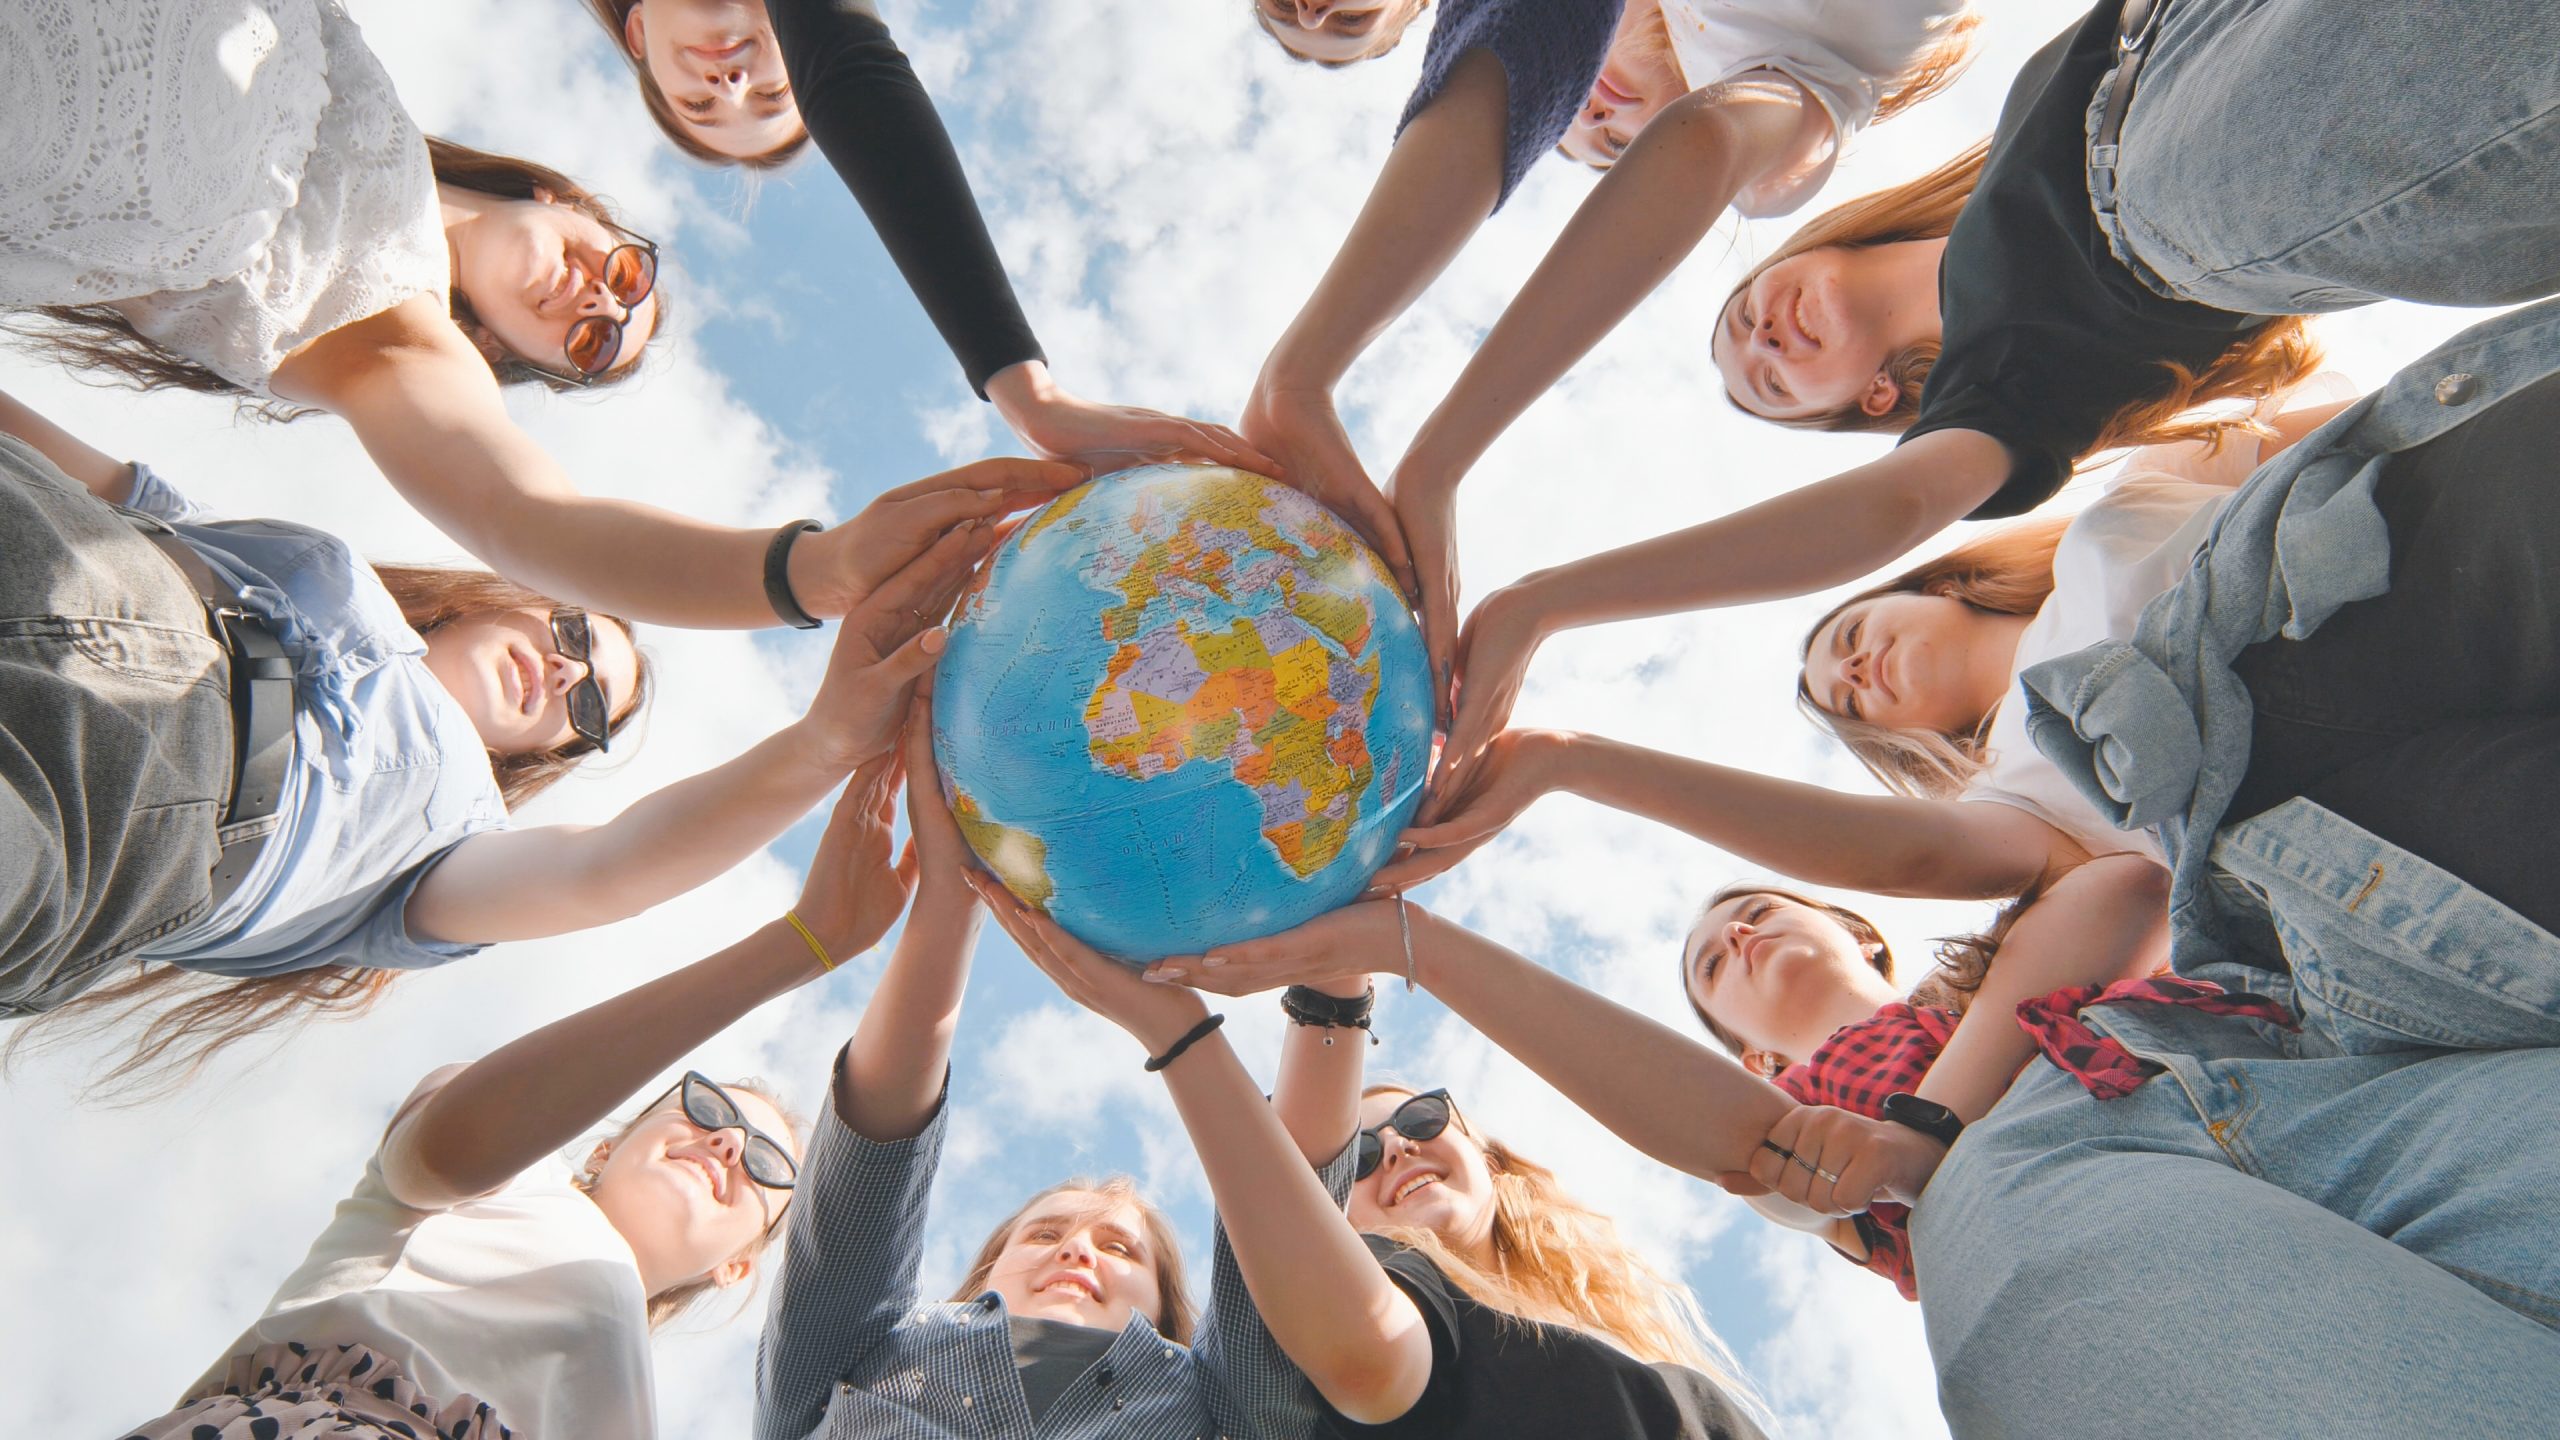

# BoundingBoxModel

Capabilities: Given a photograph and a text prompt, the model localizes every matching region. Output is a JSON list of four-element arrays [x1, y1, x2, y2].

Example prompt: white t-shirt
[[1660, 0, 1972, 215], [1962, 436, 2269, 861], [197, 1078, 658, 1438]]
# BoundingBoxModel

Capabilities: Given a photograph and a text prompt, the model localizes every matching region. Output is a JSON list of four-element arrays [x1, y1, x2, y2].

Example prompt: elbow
[[1309, 1343, 1428, 1427]]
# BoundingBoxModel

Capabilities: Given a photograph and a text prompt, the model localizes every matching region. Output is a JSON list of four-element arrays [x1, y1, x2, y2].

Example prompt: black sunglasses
[[526, 233, 659, 385], [547, 607, 615, 753], [1354, 1089, 1458, 1182], [671, 1071, 797, 1192]]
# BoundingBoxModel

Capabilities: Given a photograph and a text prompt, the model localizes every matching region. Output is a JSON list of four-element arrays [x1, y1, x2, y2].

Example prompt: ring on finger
[[1789, 1150, 1841, 1185]]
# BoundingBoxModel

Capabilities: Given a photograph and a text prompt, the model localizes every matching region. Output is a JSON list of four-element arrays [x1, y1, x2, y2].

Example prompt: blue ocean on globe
[[931, 463, 1435, 960]]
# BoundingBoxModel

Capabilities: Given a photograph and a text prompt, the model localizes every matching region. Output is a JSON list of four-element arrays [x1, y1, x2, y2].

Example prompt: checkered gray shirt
[[755, 1062, 1358, 1440]]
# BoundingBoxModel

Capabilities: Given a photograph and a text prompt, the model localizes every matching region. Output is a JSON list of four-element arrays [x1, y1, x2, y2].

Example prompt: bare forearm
[[1520, 431, 2011, 632], [1271, 1004, 1366, 1169], [1258, 50, 1506, 392], [1917, 855, 2172, 1122], [395, 921, 817, 1203], [839, 880, 982, 1141], [0, 389, 132, 500], [1410, 915, 1790, 1181], [1555, 735, 2050, 897], [1403, 91, 1806, 483], [1161, 1036, 1428, 1411]]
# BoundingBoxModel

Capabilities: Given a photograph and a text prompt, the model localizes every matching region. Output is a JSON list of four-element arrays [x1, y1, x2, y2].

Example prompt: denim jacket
[[2012, 295, 2560, 1057]]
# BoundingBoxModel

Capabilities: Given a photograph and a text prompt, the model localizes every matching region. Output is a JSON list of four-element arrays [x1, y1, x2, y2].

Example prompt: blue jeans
[[0, 436, 228, 1013], [2098, 0, 2560, 311]]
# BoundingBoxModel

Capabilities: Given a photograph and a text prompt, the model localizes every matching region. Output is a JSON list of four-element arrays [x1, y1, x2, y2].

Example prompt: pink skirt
[[121, 1340, 513, 1439]]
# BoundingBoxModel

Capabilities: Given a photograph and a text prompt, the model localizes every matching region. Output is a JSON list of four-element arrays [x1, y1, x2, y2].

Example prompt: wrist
[[1136, 1000, 1217, 1060], [984, 359, 1060, 427], [784, 523, 852, 620]]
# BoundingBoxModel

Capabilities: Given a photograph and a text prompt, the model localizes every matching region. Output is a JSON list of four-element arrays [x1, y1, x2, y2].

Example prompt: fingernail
[[1201, 955, 1226, 968], [1143, 968, 1177, 984]]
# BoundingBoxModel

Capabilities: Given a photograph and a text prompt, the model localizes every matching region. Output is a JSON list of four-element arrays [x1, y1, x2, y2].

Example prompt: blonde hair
[[1719, 140, 2324, 452], [1680, 884, 2031, 1068], [1792, 515, 2071, 797], [1358, 1084, 1753, 1400], [952, 1176, 1196, 1346], [573, 1076, 806, 1328]]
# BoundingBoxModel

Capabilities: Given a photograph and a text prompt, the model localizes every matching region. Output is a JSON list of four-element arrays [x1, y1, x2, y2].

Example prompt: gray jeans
[[2101, 0, 2560, 312], [0, 435, 229, 1014]]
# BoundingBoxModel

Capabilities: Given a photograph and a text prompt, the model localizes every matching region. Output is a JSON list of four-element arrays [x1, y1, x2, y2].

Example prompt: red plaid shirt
[[1771, 977, 2293, 1301]]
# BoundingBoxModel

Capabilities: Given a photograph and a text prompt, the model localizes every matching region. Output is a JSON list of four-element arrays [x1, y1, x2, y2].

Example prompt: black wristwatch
[[1881, 1092, 1965, 1148]]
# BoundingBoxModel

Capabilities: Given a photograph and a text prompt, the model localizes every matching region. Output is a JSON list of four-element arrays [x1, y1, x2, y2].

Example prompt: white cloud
[[0, 2, 2503, 1436]]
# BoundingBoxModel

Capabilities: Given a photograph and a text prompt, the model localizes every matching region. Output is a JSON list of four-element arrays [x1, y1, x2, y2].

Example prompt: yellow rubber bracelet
[[784, 910, 837, 973]]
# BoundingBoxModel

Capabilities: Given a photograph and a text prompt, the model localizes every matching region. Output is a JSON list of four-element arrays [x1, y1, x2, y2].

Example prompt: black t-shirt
[[1901, 0, 2268, 518], [1318, 1236, 1769, 1440], [1008, 1315, 1121, 1424], [769, 0, 1046, 398]]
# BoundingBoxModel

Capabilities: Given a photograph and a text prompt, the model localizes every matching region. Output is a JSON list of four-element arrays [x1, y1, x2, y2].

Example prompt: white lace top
[[0, 0, 448, 394]]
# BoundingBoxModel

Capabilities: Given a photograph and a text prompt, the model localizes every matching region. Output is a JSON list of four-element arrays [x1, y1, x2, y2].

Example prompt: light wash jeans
[[0, 435, 228, 1013], [2095, 0, 2560, 311]]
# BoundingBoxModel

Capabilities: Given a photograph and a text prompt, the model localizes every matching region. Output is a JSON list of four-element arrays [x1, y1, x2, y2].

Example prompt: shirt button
[[2436, 372, 2478, 405], [1095, 1365, 1116, 1388], [839, 1381, 854, 1395], [1113, 1397, 1127, 1411], [1162, 1348, 1176, 1360], [961, 1395, 974, 1408], [980, 1293, 1001, 1310]]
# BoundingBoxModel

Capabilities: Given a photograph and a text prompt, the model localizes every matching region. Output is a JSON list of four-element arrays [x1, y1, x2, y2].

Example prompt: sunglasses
[[668, 1071, 797, 1192], [547, 607, 615, 753], [1354, 1089, 1458, 1182], [526, 234, 659, 385]]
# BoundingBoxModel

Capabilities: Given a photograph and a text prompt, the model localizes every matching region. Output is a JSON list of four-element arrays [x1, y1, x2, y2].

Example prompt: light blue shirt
[[123, 466, 505, 976]]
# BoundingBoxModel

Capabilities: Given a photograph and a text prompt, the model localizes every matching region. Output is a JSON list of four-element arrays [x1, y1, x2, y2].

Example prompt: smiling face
[[1710, 248, 1917, 421], [1348, 1088, 1500, 1260], [447, 194, 659, 379], [1802, 592, 2001, 736], [1558, 0, 1685, 168], [1253, 0, 1428, 64], [1683, 893, 1883, 1061], [421, 606, 640, 756], [585, 1085, 795, 1295], [625, 0, 803, 160], [978, 1188, 1169, 1334]]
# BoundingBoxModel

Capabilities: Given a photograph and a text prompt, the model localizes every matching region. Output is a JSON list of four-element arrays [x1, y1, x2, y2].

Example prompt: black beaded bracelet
[[1144, 1013, 1226, 1073], [764, 519, 824, 630], [1281, 983, 1378, 1046]]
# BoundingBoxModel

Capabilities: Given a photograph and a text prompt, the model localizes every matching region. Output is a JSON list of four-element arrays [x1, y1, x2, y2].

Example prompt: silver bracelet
[[1395, 892, 1417, 993]]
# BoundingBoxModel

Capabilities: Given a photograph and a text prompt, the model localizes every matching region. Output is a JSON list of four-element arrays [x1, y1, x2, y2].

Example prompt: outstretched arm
[[1436, 427, 2012, 774], [1241, 46, 1514, 587], [1382, 728, 2080, 901], [275, 296, 1068, 629], [981, 885, 1436, 1426], [406, 524, 987, 945], [1392, 80, 1831, 677], [378, 756, 909, 1210]]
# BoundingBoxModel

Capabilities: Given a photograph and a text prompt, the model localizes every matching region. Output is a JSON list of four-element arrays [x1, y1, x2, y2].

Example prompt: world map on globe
[[931, 464, 1435, 960]]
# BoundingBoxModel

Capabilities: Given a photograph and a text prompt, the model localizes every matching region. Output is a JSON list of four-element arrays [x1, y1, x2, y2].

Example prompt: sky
[[0, 2, 2492, 1434]]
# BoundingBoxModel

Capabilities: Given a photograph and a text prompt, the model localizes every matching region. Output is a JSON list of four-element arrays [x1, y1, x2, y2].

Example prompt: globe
[[931, 463, 1434, 961]]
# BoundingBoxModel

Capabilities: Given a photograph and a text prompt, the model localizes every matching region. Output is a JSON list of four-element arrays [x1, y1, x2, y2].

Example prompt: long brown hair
[[573, 1076, 806, 1328], [372, 563, 652, 808], [1358, 1084, 1752, 1399], [1680, 883, 2024, 1069], [950, 1176, 1197, 1345], [1793, 515, 2071, 798], [582, 0, 813, 168], [3, 565, 649, 1100], [3, 138, 664, 420], [1719, 140, 2324, 453]]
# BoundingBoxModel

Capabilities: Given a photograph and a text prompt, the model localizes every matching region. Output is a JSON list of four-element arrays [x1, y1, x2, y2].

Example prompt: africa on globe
[[931, 464, 1434, 960]]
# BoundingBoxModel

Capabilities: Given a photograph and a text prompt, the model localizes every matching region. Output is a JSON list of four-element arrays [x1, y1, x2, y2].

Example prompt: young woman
[[111, 756, 911, 1438], [0, 390, 1015, 1088], [3, 0, 1060, 628], [981, 883, 1772, 1440], [1240, 0, 1974, 676], [1430, 0, 2560, 775], [753, 709, 1344, 1440], [584, 0, 1272, 478], [1253, 0, 1433, 65]]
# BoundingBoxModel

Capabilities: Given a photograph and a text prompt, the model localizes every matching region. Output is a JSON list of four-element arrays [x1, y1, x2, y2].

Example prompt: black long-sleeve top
[[770, 0, 1046, 397]]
